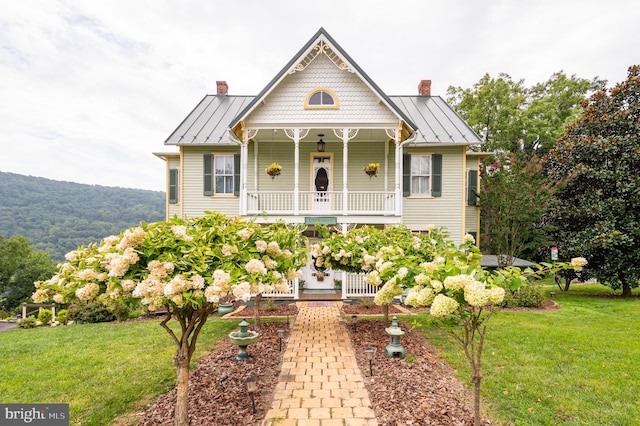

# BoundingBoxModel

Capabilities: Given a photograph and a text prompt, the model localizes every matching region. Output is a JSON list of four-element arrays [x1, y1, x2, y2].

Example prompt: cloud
[[0, 0, 638, 191]]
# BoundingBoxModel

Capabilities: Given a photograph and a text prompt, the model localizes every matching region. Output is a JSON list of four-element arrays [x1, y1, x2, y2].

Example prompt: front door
[[312, 155, 331, 211]]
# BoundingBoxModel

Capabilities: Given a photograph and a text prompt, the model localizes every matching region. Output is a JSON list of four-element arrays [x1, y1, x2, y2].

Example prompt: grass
[[0, 317, 239, 426], [409, 284, 640, 425]]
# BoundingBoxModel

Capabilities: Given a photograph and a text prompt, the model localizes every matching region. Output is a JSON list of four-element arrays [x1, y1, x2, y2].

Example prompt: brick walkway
[[262, 302, 378, 426]]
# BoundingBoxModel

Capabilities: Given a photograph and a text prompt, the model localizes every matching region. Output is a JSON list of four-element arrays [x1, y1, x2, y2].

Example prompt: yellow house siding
[[402, 146, 464, 242], [182, 146, 239, 218]]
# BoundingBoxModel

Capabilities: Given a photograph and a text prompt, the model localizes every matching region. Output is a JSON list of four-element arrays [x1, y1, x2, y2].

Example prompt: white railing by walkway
[[246, 191, 396, 216], [342, 272, 379, 299], [260, 279, 299, 299]]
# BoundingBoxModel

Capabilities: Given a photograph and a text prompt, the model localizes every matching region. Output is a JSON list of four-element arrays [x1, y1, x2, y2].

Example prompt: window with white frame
[[204, 153, 239, 196], [411, 154, 431, 195], [403, 153, 442, 197], [214, 154, 234, 195]]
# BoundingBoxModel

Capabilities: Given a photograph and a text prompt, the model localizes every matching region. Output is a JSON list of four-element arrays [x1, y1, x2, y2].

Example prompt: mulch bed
[[135, 322, 286, 426], [227, 303, 299, 319]]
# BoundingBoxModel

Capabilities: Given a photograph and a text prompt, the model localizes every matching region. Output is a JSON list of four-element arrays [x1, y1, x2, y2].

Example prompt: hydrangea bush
[[33, 212, 307, 426], [312, 224, 583, 426]]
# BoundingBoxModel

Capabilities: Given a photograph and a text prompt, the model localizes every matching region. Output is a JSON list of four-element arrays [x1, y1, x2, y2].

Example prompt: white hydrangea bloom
[[256, 240, 267, 252], [233, 282, 252, 302], [405, 285, 435, 307], [245, 259, 267, 275], [204, 286, 220, 304], [570, 257, 588, 271], [430, 280, 444, 293], [421, 262, 438, 273], [266, 241, 281, 256], [76, 283, 100, 301], [365, 270, 382, 286], [222, 244, 238, 257], [191, 274, 205, 290], [488, 286, 506, 304], [171, 225, 193, 241], [415, 273, 430, 286], [430, 294, 459, 317], [398, 267, 409, 279], [463, 280, 491, 307], [237, 228, 254, 240], [444, 274, 475, 291]]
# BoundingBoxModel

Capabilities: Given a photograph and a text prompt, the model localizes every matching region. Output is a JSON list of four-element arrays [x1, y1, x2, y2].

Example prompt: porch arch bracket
[[385, 128, 397, 141], [284, 129, 310, 140], [333, 128, 359, 140]]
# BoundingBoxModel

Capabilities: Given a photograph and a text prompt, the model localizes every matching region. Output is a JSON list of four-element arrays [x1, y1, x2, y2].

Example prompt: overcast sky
[[1, 0, 638, 192]]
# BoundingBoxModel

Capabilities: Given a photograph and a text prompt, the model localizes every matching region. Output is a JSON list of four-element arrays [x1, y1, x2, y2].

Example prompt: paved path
[[262, 302, 378, 426], [0, 321, 17, 332]]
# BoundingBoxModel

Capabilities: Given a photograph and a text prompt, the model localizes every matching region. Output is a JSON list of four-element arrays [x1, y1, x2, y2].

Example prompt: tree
[[0, 235, 56, 311], [544, 65, 640, 297], [448, 71, 604, 154], [447, 73, 526, 152], [478, 152, 557, 266], [314, 224, 582, 426], [34, 213, 308, 426]]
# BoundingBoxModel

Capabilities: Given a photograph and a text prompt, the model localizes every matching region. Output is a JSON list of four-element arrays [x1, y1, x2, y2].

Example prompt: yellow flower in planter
[[363, 162, 380, 177], [266, 162, 282, 178]]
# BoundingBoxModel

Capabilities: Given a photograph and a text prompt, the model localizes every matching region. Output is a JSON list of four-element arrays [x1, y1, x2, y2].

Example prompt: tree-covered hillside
[[0, 171, 165, 260]]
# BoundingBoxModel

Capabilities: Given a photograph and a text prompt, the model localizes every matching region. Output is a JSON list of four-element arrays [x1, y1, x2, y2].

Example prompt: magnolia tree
[[33, 212, 307, 426], [314, 224, 585, 426]]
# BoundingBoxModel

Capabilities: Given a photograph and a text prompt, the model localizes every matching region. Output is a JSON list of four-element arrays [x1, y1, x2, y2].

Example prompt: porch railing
[[342, 272, 379, 298], [246, 191, 396, 216], [260, 279, 299, 299]]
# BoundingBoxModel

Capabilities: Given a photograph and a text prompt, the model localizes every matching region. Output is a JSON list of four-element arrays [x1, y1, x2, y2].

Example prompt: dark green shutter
[[169, 169, 178, 204], [467, 169, 478, 205], [233, 154, 240, 197], [402, 154, 411, 197], [203, 154, 213, 196], [432, 154, 442, 197]]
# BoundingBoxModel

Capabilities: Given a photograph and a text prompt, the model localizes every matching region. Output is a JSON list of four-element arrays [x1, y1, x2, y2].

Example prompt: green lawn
[[411, 285, 640, 425], [0, 317, 238, 426]]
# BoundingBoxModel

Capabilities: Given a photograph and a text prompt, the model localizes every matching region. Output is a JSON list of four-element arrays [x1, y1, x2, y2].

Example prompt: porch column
[[395, 127, 402, 217], [294, 128, 300, 215], [241, 133, 249, 216], [342, 128, 349, 216]]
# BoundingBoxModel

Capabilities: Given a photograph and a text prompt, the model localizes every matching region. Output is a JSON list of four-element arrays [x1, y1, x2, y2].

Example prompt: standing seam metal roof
[[390, 96, 482, 144], [165, 94, 482, 146], [165, 95, 254, 145]]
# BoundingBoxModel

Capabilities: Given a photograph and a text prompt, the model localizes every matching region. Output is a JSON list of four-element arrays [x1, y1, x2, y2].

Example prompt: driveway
[[0, 322, 17, 332]]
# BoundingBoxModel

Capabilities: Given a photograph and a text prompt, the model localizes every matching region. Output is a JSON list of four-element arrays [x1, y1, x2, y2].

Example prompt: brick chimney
[[216, 81, 228, 95], [418, 79, 431, 96]]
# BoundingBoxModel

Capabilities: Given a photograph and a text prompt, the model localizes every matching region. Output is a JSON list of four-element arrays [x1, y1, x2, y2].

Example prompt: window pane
[[420, 156, 430, 174], [215, 176, 225, 193], [215, 156, 225, 174], [224, 176, 233, 194], [321, 92, 334, 105], [309, 92, 322, 105]]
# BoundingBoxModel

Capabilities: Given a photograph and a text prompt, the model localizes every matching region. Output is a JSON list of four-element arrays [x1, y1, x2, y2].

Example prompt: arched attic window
[[305, 88, 339, 109]]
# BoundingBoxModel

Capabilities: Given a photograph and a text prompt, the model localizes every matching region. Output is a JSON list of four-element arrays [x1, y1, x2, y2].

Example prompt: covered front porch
[[236, 127, 412, 220]]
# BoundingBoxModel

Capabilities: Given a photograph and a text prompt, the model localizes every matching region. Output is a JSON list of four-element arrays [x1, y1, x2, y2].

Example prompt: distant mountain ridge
[[0, 171, 165, 260]]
